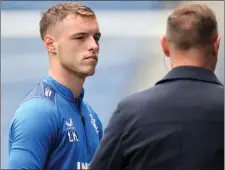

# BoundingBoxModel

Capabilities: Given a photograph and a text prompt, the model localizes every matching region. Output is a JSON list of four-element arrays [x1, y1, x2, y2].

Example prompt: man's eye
[[94, 36, 100, 41], [74, 37, 84, 40]]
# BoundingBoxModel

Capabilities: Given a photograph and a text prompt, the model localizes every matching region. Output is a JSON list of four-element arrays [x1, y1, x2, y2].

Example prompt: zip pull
[[81, 114, 85, 125], [75, 98, 85, 125]]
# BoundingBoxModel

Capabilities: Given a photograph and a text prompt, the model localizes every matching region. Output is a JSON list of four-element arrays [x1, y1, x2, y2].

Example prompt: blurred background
[[1, 1, 224, 168]]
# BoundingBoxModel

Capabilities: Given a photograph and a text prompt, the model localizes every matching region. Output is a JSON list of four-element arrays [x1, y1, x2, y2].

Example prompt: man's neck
[[49, 66, 85, 99], [170, 49, 216, 71]]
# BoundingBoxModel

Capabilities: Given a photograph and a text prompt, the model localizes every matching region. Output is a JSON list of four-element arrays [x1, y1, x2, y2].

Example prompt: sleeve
[[8, 98, 58, 169], [89, 100, 128, 170]]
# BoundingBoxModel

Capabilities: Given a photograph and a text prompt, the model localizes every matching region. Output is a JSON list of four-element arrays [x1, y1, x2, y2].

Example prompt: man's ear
[[213, 34, 221, 57], [160, 35, 170, 57], [44, 35, 57, 55]]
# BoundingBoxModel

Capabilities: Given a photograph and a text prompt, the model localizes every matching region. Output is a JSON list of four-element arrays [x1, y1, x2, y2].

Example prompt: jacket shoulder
[[119, 88, 154, 106]]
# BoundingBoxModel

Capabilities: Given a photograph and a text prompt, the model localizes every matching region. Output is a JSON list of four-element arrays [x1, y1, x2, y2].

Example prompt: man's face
[[55, 14, 101, 77]]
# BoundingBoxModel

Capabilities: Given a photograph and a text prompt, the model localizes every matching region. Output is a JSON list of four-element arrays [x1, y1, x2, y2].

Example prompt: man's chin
[[77, 70, 96, 78], [85, 67, 96, 77], [85, 71, 96, 77]]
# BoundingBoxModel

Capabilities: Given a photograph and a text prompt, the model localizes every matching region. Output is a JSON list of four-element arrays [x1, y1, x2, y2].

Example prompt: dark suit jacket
[[90, 66, 224, 170]]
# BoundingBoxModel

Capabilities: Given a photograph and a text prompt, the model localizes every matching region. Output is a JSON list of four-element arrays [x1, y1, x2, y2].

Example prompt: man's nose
[[88, 37, 99, 52]]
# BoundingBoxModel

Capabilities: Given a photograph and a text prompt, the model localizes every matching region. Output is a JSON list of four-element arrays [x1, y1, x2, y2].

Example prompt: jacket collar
[[156, 66, 223, 86]]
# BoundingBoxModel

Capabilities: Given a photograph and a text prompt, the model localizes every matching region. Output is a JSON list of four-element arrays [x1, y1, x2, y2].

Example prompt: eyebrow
[[70, 32, 101, 38]]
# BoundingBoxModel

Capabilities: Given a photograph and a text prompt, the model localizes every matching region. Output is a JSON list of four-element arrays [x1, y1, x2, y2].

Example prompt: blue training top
[[8, 76, 103, 170]]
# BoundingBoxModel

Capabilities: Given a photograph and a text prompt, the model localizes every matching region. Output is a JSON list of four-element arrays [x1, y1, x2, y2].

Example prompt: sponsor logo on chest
[[65, 118, 79, 143], [77, 162, 89, 170]]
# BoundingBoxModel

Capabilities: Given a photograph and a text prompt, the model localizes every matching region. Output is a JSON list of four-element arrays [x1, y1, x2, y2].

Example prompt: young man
[[90, 3, 224, 170], [8, 2, 103, 169]]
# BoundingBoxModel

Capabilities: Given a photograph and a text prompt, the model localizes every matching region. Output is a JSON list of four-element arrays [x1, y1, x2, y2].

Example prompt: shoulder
[[9, 97, 59, 144], [20, 81, 56, 106], [11, 97, 58, 130], [108, 88, 157, 124], [10, 82, 59, 134], [15, 97, 56, 119], [118, 88, 154, 109], [14, 81, 58, 120]]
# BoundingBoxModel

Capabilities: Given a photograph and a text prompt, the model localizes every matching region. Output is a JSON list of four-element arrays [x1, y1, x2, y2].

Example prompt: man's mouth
[[84, 56, 98, 61]]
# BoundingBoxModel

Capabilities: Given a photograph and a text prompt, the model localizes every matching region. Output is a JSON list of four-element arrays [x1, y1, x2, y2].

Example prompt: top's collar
[[156, 66, 223, 86], [43, 76, 85, 102]]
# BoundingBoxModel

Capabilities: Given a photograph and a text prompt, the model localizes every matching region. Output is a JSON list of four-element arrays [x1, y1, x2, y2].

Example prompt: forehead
[[57, 14, 99, 35]]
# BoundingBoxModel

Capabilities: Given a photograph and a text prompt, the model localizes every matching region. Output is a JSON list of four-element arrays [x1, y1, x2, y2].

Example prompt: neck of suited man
[[162, 37, 220, 72], [169, 47, 218, 72]]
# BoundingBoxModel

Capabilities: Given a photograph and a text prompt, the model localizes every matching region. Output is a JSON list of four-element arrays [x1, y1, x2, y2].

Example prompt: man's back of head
[[161, 3, 221, 71]]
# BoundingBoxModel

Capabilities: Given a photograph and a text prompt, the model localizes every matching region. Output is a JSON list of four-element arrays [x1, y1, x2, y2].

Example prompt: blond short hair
[[166, 3, 218, 51], [39, 2, 96, 40]]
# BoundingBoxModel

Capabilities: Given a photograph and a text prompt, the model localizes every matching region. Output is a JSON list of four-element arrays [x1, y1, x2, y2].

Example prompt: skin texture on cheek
[[58, 40, 94, 78]]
